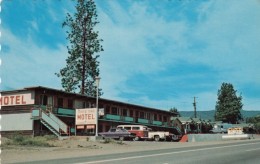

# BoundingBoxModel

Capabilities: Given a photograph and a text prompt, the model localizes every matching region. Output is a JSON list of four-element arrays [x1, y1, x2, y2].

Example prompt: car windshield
[[120, 129, 127, 132], [110, 129, 116, 132]]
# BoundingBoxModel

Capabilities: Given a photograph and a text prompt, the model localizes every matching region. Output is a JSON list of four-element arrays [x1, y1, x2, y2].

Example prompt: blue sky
[[1, 0, 260, 111]]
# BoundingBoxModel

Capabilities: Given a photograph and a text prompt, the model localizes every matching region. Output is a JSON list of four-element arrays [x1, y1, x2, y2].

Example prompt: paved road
[[18, 140, 260, 164]]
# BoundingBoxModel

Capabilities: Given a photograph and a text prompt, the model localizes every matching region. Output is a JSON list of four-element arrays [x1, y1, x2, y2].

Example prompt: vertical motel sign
[[75, 108, 97, 125]]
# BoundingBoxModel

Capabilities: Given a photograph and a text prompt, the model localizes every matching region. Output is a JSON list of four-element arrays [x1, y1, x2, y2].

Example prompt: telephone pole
[[193, 97, 197, 118]]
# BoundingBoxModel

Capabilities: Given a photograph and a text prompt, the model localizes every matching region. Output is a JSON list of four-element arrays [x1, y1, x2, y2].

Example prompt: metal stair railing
[[49, 112, 68, 134], [31, 107, 70, 137], [175, 126, 183, 135], [40, 120, 60, 137], [41, 111, 60, 135]]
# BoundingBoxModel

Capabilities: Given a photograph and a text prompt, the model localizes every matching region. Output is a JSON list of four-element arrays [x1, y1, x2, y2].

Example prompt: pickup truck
[[148, 128, 172, 141]]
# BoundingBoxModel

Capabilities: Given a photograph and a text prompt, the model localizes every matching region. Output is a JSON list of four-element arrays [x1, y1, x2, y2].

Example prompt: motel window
[[122, 108, 128, 116], [163, 116, 167, 122], [74, 100, 83, 108], [159, 115, 162, 121], [82, 102, 87, 108], [111, 107, 118, 115], [118, 108, 122, 116], [140, 112, 145, 119], [40, 95, 48, 105], [145, 112, 150, 120], [154, 114, 157, 121], [89, 102, 92, 108], [150, 113, 154, 120], [84, 102, 92, 108], [105, 105, 110, 114], [47, 96, 53, 106], [58, 98, 63, 108], [135, 111, 139, 118], [68, 99, 73, 109], [130, 110, 133, 117], [83, 101, 90, 108], [40, 95, 53, 106]]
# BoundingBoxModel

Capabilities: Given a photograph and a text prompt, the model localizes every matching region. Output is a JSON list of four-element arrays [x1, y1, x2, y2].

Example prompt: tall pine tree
[[56, 0, 103, 96], [215, 83, 243, 124]]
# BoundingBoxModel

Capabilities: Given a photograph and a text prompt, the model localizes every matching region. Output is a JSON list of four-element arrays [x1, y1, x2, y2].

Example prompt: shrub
[[100, 138, 125, 145], [4, 134, 55, 147]]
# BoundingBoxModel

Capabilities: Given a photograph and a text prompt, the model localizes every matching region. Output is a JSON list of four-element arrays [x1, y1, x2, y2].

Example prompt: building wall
[[0, 90, 35, 135], [1, 113, 33, 131], [1, 87, 179, 136]]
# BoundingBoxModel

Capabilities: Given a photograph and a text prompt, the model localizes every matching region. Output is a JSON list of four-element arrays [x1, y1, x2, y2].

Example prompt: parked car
[[117, 125, 149, 141], [98, 128, 136, 141], [147, 128, 171, 141]]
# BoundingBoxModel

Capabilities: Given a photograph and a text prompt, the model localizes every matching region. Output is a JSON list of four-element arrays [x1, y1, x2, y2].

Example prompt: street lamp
[[95, 76, 101, 137]]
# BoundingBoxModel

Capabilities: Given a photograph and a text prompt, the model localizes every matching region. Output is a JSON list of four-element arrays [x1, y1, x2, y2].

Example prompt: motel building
[[0, 86, 180, 139]]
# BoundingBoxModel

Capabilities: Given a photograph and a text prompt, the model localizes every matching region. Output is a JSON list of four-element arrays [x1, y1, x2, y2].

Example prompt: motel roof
[[1, 86, 178, 115]]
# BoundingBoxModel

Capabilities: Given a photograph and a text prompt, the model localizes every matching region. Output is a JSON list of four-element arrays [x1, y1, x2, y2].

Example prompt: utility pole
[[193, 97, 197, 118]]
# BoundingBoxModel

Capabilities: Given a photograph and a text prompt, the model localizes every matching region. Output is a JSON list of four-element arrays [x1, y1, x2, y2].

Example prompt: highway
[[20, 140, 260, 164]]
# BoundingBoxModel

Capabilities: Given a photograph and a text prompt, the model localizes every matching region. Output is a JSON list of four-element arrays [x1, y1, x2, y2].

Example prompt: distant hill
[[179, 110, 260, 121]]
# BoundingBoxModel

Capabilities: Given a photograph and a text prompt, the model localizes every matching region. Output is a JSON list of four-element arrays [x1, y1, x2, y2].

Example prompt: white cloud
[[127, 91, 217, 111], [191, 0, 260, 84], [1, 28, 67, 90], [96, 0, 260, 110], [2, 0, 259, 112], [97, 1, 189, 100]]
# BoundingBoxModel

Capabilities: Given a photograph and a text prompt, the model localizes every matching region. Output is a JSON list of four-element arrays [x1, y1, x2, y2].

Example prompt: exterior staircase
[[40, 119, 60, 137], [31, 107, 70, 140], [175, 126, 183, 135]]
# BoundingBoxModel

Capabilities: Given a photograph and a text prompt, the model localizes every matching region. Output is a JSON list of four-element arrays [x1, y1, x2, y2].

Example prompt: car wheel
[[154, 135, 160, 142], [133, 137, 139, 141], [119, 136, 124, 141]]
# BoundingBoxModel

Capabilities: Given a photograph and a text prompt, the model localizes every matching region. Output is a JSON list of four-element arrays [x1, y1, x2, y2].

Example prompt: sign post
[[95, 77, 101, 137]]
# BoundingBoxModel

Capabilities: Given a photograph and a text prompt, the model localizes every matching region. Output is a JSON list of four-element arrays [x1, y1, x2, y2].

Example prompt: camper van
[[210, 123, 233, 133], [117, 125, 149, 141]]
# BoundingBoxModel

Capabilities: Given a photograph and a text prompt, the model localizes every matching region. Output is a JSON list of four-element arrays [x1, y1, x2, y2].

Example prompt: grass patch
[[2, 134, 56, 147]]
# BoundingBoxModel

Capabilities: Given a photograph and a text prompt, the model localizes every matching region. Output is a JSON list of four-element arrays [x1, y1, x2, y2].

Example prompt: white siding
[[1, 113, 33, 131]]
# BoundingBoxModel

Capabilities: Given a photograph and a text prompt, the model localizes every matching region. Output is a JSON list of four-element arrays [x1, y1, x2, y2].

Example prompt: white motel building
[[0, 86, 181, 138]]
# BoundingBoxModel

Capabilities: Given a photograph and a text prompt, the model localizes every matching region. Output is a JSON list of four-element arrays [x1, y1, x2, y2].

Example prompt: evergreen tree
[[169, 107, 181, 117], [56, 0, 103, 96], [215, 83, 243, 124], [246, 115, 260, 134]]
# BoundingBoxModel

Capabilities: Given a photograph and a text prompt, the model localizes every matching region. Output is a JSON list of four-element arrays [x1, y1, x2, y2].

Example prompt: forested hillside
[[179, 110, 260, 121]]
